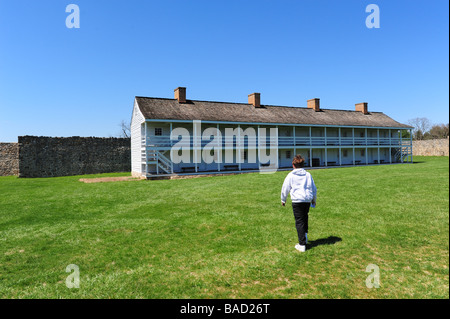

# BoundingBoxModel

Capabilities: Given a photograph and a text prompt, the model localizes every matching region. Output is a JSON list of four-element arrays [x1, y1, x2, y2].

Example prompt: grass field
[[0, 156, 448, 299]]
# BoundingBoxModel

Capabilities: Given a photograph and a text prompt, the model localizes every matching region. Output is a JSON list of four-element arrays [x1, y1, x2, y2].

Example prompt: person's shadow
[[307, 236, 342, 249]]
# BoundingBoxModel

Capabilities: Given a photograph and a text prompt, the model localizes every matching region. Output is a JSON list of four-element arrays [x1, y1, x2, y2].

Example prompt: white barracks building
[[131, 87, 413, 178]]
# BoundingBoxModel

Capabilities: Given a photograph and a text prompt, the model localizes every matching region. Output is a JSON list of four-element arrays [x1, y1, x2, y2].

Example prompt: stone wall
[[0, 143, 19, 176], [413, 138, 449, 156], [18, 136, 131, 178]]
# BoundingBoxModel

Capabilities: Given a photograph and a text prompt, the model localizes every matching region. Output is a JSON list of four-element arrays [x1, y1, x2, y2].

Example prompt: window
[[361, 149, 365, 156], [242, 150, 248, 161], [286, 150, 291, 159], [343, 150, 348, 157], [155, 128, 162, 136]]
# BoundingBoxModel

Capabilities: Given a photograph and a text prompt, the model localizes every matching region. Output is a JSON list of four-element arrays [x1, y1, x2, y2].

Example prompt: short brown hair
[[292, 154, 305, 168]]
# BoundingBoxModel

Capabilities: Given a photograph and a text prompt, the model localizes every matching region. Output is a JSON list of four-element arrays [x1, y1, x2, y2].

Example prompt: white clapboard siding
[[131, 99, 145, 175]]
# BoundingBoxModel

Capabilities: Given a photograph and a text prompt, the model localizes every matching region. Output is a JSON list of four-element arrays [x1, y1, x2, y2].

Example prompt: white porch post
[[410, 128, 413, 163], [352, 128, 355, 146], [309, 126, 312, 146], [400, 130, 403, 163], [238, 124, 241, 171], [389, 129, 392, 164], [293, 126, 296, 156], [366, 147, 368, 165], [170, 122, 173, 174], [156, 152, 159, 175], [365, 128, 368, 145], [257, 125, 260, 168], [352, 128, 355, 165], [293, 126, 296, 152], [275, 126, 279, 169], [324, 127, 327, 166], [389, 129, 392, 146], [309, 126, 312, 167], [154, 123, 157, 176], [217, 123, 221, 172], [193, 121, 198, 172], [378, 147, 380, 164], [144, 122, 148, 176], [352, 147, 355, 165], [339, 128, 342, 166], [389, 147, 392, 164]]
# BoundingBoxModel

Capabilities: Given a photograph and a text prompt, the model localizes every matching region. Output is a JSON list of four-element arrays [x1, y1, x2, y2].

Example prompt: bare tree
[[429, 123, 450, 139], [119, 120, 131, 138], [407, 117, 431, 140]]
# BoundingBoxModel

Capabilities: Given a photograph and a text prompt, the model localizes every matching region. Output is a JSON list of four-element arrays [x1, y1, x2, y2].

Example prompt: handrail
[[157, 151, 172, 168], [144, 135, 412, 147]]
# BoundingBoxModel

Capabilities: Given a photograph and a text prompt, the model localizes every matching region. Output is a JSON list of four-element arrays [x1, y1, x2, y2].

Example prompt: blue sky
[[0, 0, 448, 142]]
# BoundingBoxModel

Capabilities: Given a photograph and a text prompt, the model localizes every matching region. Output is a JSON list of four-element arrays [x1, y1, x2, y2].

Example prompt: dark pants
[[292, 202, 310, 246]]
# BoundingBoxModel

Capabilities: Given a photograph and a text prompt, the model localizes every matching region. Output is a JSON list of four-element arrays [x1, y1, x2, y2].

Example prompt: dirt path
[[79, 176, 141, 183]]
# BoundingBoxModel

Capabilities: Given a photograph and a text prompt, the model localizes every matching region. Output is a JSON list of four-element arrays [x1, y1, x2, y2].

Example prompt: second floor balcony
[[142, 135, 411, 149]]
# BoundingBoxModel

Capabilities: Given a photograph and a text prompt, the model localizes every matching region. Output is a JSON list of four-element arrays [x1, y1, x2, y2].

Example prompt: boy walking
[[281, 155, 317, 252]]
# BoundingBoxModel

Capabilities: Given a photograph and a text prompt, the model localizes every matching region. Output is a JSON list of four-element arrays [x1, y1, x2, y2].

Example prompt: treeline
[[407, 117, 449, 141]]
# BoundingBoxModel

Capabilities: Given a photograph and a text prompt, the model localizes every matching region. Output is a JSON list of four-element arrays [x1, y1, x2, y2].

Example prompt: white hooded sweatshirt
[[281, 168, 317, 204]]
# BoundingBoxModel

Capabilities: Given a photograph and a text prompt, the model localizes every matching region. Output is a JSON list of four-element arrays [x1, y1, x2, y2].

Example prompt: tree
[[407, 117, 431, 140], [422, 131, 433, 140], [429, 123, 449, 139], [401, 130, 411, 139], [119, 120, 131, 138], [444, 123, 450, 138]]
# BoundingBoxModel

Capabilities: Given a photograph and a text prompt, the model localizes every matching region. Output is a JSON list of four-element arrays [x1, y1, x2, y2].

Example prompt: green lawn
[[0, 156, 448, 299]]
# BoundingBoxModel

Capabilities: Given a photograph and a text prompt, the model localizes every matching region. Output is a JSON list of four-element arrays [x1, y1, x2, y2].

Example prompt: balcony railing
[[142, 135, 411, 148], [278, 136, 402, 146]]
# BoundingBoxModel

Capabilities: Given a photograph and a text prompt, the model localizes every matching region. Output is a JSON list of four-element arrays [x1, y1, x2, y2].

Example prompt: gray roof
[[135, 97, 412, 129]]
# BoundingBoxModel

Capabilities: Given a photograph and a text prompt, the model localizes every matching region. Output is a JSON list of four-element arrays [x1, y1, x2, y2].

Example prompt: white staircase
[[393, 145, 412, 163], [141, 147, 172, 175]]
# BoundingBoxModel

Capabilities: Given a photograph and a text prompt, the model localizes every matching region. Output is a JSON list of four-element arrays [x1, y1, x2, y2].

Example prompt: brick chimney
[[307, 98, 320, 112], [355, 102, 369, 114], [174, 87, 186, 103], [248, 93, 261, 107]]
